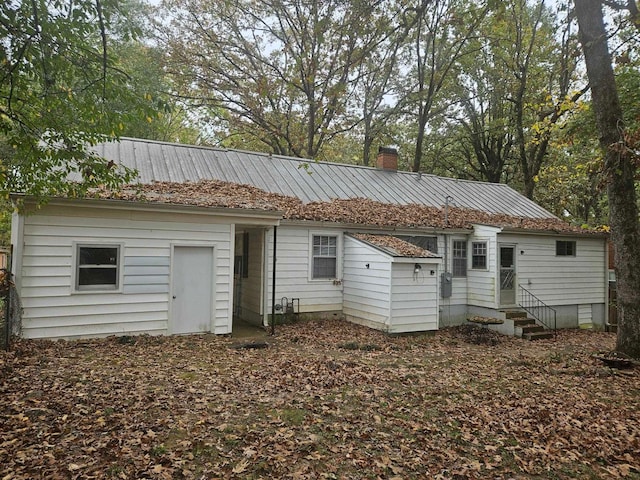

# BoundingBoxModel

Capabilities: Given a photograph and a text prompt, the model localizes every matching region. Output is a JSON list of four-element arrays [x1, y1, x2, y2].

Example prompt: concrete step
[[513, 318, 536, 327], [505, 310, 527, 319], [521, 324, 545, 334], [524, 331, 554, 341]]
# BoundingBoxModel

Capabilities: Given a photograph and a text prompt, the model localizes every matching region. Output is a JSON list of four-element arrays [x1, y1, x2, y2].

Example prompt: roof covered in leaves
[[349, 234, 440, 258], [93, 138, 555, 219], [93, 180, 594, 234]]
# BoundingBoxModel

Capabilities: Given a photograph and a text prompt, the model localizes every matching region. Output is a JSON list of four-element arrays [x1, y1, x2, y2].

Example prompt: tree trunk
[[575, 0, 640, 358]]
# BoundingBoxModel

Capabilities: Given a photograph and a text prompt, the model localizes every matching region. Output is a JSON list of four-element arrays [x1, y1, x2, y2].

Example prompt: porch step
[[520, 324, 545, 334], [523, 331, 554, 341], [505, 310, 527, 319], [513, 318, 536, 327]]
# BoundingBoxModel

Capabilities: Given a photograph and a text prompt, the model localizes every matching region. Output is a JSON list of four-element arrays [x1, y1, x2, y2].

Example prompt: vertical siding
[[342, 237, 391, 329], [467, 225, 500, 308], [18, 206, 234, 339], [500, 233, 606, 306], [389, 262, 439, 333], [265, 226, 344, 314]]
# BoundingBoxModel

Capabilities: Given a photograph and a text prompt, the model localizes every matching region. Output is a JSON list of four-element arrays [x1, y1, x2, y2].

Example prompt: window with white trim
[[452, 240, 467, 277], [312, 235, 337, 279], [556, 240, 576, 256], [472, 241, 487, 270], [76, 244, 120, 291]]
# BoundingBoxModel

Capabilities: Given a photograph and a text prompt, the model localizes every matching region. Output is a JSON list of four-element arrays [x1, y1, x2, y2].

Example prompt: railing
[[518, 284, 557, 334]]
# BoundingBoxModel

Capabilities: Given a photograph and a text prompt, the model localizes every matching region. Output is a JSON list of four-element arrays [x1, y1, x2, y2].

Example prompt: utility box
[[441, 272, 452, 298]]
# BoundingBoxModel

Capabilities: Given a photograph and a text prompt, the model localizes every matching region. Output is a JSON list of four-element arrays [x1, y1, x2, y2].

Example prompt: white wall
[[390, 262, 439, 333], [467, 225, 500, 309], [15, 204, 236, 339], [500, 233, 606, 307], [342, 236, 391, 330], [264, 225, 344, 318]]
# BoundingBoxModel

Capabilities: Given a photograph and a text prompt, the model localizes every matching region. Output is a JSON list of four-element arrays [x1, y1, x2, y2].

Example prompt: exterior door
[[171, 246, 214, 334], [499, 245, 516, 306]]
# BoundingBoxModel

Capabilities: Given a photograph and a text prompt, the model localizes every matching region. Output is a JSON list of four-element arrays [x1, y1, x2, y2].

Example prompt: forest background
[[2, 0, 640, 238]]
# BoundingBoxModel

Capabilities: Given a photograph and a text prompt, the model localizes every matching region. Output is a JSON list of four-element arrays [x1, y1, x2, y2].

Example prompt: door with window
[[499, 245, 516, 306], [171, 246, 215, 334]]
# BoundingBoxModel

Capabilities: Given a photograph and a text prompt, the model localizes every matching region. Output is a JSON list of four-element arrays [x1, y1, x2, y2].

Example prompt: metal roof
[[93, 138, 556, 219]]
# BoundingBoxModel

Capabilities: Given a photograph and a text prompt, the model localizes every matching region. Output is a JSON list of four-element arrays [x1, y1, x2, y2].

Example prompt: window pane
[[453, 258, 467, 277], [452, 240, 467, 277], [79, 247, 118, 266], [78, 267, 117, 286], [472, 242, 487, 269], [556, 241, 576, 256], [313, 257, 336, 278]]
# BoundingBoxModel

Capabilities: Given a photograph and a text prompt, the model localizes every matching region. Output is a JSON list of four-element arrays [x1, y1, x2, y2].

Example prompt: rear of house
[[8, 138, 608, 339]]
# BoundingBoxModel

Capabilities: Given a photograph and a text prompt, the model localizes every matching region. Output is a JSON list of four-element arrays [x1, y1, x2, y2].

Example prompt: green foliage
[[0, 0, 157, 201]]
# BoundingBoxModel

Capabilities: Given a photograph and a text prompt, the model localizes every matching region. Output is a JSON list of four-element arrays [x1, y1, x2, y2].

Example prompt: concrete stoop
[[501, 310, 554, 341]]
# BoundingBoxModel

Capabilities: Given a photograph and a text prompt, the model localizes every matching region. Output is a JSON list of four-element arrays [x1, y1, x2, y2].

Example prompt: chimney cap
[[378, 146, 398, 155]]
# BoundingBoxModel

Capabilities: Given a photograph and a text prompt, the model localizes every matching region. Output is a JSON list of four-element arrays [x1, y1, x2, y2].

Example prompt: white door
[[171, 246, 214, 334]]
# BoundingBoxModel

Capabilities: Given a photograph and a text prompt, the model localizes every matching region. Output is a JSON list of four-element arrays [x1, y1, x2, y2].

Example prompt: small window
[[312, 235, 337, 279], [556, 240, 576, 256], [76, 245, 120, 291], [472, 241, 487, 269], [452, 240, 467, 277]]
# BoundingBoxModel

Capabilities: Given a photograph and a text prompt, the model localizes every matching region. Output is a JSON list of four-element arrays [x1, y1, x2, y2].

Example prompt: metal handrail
[[518, 284, 557, 334]]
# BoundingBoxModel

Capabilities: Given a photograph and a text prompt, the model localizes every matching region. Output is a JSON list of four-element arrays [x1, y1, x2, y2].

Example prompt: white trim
[[168, 242, 217, 335], [227, 225, 235, 333], [451, 237, 468, 278], [470, 239, 489, 271], [308, 231, 342, 282], [71, 242, 124, 294]]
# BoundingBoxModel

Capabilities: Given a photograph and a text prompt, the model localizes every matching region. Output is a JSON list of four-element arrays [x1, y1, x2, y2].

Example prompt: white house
[[9, 138, 608, 339]]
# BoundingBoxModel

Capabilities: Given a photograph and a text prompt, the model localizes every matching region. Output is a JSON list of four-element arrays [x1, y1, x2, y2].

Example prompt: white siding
[[389, 262, 439, 333], [500, 233, 606, 306], [343, 237, 391, 330], [265, 226, 344, 316], [18, 205, 235, 339], [467, 225, 500, 308]]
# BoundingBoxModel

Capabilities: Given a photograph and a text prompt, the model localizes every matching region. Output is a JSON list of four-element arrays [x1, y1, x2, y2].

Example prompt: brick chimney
[[376, 146, 398, 171]]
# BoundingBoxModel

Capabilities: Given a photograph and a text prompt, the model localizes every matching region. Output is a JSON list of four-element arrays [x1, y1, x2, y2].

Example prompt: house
[[9, 138, 609, 339]]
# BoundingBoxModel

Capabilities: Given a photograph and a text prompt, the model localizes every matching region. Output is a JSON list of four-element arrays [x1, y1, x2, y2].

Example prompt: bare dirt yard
[[1, 320, 639, 480]]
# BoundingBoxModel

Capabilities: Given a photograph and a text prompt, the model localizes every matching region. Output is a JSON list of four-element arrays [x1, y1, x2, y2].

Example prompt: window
[[452, 240, 467, 277], [398, 235, 438, 253], [76, 245, 120, 291], [312, 235, 337, 279], [472, 241, 487, 269], [556, 240, 576, 256]]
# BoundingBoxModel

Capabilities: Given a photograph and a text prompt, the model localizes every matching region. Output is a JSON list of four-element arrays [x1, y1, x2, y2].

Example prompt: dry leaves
[[1, 322, 638, 479], [92, 180, 599, 234]]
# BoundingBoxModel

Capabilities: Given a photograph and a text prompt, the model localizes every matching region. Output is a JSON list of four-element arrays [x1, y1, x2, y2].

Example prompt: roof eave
[[283, 218, 472, 234], [498, 226, 608, 238], [11, 194, 283, 224]]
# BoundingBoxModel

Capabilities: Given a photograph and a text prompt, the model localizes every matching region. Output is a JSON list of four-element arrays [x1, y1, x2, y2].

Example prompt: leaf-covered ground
[[1, 321, 638, 480]]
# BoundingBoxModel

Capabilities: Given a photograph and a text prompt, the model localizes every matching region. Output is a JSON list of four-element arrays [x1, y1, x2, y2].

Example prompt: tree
[[0, 0, 155, 199], [574, 0, 640, 358], [160, 0, 386, 160], [397, 0, 486, 172]]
